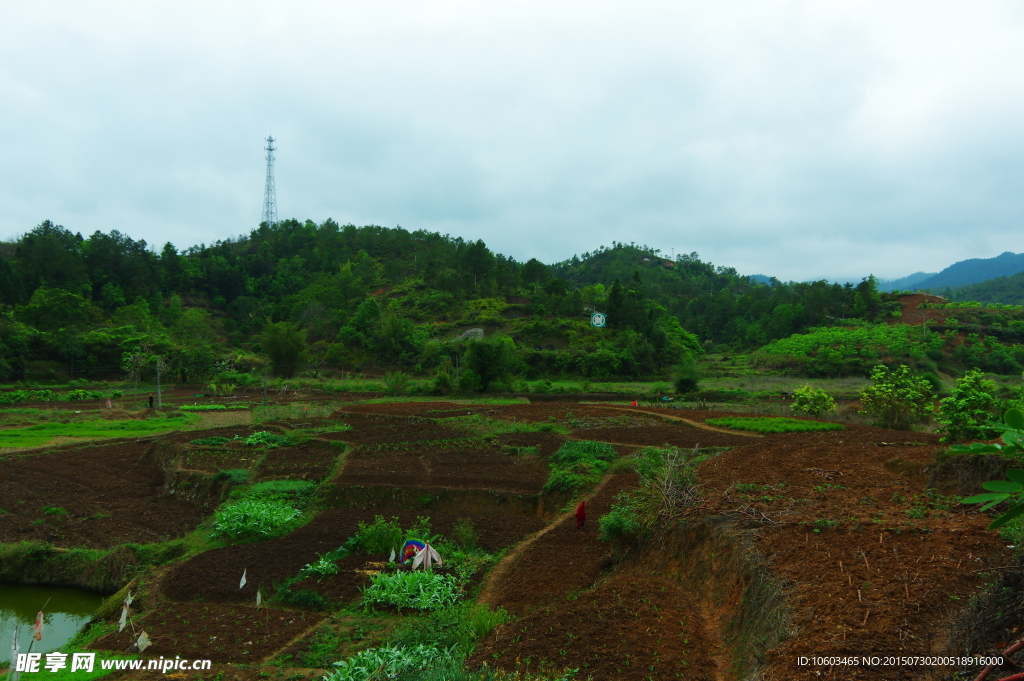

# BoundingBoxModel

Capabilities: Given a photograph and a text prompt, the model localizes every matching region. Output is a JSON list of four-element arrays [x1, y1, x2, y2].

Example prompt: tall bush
[[859, 364, 934, 430], [936, 369, 998, 443], [790, 385, 836, 416]]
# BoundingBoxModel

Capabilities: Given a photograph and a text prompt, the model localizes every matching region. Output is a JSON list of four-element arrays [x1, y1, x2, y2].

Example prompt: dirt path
[[475, 473, 615, 607], [593, 405, 761, 437]]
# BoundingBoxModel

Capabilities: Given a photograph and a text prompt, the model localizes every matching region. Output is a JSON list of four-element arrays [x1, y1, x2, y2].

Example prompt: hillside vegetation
[[1, 219, 1023, 387]]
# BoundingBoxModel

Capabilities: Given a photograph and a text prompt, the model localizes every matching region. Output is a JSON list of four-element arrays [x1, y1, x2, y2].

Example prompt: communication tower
[[261, 136, 278, 226]]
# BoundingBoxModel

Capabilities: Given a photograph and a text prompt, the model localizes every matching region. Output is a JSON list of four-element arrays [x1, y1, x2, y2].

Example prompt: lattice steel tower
[[261, 136, 278, 227]]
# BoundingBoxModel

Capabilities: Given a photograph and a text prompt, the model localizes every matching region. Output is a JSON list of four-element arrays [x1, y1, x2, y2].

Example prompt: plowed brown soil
[[256, 442, 342, 481], [0, 441, 206, 548], [338, 440, 546, 493], [471, 571, 719, 681], [478, 472, 638, 616], [160, 509, 546, 606], [89, 602, 321, 663], [571, 424, 750, 448], [494, 431, 567, 458], [695, 423, 1009, 680]]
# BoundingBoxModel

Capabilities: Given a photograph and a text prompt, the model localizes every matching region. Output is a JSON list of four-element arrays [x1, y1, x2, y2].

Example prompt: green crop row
[[361, 571, 461, 612], [544, 440, 618, 494], [706, 416, 844, 434]]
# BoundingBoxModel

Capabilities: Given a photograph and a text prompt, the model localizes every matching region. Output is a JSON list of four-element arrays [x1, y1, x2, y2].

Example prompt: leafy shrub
[[0, 391, 29, 405], [1, 389, 61, 403], [324, 644, 458, 681], [705, 416, 844, 434], [859, 364, 935, 430], [958, 409, 1024, 529], [674, 359, 701, 395], [599, 447, 700, 545], [281, 589, 329, 610], [67, 389, 103, 401], [544, 440, 618, 494], [191, 435, 232, 446], [452, 518, 477, 551], [431, 371, 454, 396], [384, 371, 412, 395], [362, 571, 460, 611], [752, 323, 946, 377], [936, 368, 999, 443], [212, 499, 300, 540], [355, 515, 403, 554], [790, 385, 836, 416], [245, 431, 291, 448], [598, 493, 641, 543], [214, 469, 250, 485], [243, 479, 317, 506], [107, 390, 125, 399], [302, 553, 340, 581]]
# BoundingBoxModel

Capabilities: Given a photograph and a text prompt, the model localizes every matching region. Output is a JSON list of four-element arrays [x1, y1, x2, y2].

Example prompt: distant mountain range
[[876, 272, 938, 292], [914, 252, 1024, 290]]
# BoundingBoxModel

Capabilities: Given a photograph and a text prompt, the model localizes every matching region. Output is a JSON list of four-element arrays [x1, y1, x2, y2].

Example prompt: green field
[[705, 416, 845, 434], [0, 415, 198, 448]]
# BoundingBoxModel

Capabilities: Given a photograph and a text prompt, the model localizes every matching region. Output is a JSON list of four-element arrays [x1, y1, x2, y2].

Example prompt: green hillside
[[1, 219, 1023, 388]]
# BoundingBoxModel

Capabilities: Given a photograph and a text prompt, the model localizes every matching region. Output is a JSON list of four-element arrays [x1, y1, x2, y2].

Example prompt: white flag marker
[[411, 544, 442, 570], [255, 588, 262, 607], [118, 592, 133, 633], [31, 612, 44, 642], [239, 569, 247, 589], [135, 631, 152, 653], [389, 547, 396, 563], [9, 628, 20, 681]]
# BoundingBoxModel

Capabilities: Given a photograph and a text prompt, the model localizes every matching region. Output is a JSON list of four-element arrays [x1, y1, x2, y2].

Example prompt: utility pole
[[262, 136, 278, 227], [156, 358, 162, 409]]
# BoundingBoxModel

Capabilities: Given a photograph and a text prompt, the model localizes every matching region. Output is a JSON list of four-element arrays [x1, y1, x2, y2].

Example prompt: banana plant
[[955, 408, 1024, 528]]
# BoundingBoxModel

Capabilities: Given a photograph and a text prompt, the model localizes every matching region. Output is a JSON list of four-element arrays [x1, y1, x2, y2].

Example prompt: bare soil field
[[90, 602, 321, 663], [0, 441, 207, 548], [5, 398, 1018, 681], [159, 508, 546, 607]]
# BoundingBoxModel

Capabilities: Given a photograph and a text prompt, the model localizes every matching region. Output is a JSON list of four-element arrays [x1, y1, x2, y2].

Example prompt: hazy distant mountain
[[747, 274, 774, 285], [946, 270, 1024, 305], [916, 252, 1024, 290], [876, 272, 938, 292]]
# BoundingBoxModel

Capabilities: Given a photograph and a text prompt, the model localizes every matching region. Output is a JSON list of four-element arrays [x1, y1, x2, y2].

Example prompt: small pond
[[0, 585, 105, 664]]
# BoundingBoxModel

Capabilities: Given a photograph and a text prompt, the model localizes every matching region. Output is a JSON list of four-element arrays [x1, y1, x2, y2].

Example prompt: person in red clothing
[[575, 500, 586, 529]]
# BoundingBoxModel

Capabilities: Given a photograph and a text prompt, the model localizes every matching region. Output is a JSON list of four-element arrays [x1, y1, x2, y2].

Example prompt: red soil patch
[[0, 442, 206, 548], [338, 441, 547, 493], [159, 427, 263, 445], [479, 473, 638, 616], [256, 442, 341, 481], [894, 293, 950, 326], [324, 414, 469, 445], [571, 424, 750, 448], [695, 426, 1008, 680], [160, 509, 545, 606], [90, 602, 321, 663], [494, 432, 567, 458], [179, 448, 261, 474], [470, 570, 719, 681]]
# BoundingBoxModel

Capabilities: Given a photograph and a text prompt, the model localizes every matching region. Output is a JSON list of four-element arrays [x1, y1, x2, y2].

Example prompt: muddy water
[[0, 585, 104, 663]]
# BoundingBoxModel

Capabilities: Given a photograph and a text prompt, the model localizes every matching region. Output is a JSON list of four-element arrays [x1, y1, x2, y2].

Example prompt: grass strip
[[705, 416, 844, 434], [0, 415, 198, 448]]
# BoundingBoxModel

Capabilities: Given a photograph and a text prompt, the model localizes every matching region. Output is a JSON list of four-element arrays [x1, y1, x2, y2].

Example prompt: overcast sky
[[2, 1, 1023, 282]]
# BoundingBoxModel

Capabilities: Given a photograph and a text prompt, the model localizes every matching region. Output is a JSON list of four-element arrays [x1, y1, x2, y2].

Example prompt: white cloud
[[1, 0, 1023, 281]]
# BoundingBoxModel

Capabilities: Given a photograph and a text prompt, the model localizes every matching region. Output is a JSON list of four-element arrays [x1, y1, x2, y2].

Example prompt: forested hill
[[945, 270, 1024, 305], [916, 251, 1024, 290], [0, 219, 893, 383]]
